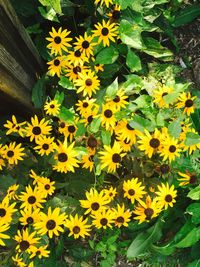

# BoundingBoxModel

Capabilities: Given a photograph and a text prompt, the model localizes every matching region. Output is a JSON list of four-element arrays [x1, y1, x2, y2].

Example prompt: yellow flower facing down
[[4, 115, 26, 137], [80, 188, 110, 215], [47, 56, 67, 77], [46, 27, 72, 55], [2, 142, 25, 165], [75, 70, 100, 97], [53, 140, 80, 173], [19, 208, 41, 226], [115, 119, 140, 144], [178, 172, 198, 186], [113, 204, 131, 228], [44, 99, 61, 116], [133, 196, 161, 224], [99, 141, 126, 173], [0, 197, 17, 224], [34, 207, 66, 238], [6, 184, 19, 200], [74, 32, 96, 58], [92, 19, 118, 47], [152, 85, 173, 108], [176, 92, 196, 116], [0, 221, 10, 246], [155, 183, 177, 210], [123, 178, 146, 204], [65, 214, 91, 239], [92, 209, 115, 229], [14, 228, 39, 254], [30, 245, 50, 259]]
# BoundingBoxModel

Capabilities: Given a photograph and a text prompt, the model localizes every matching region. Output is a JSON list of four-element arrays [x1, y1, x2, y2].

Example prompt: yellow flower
[[92, 19, 118, 47], [176, 92, 196, 116], [44, 99, 61, 116], [12, 254, 26, 267], [2, 142, 25, 165], [159, 136, 182, 162], [82, 153, 94, 172], [4, 115, 26, 137], [155, 183, 177, 210], [34, 136, 55, 156], [76, 97, 97, 116], [178, 172, 198, 186], [115, 119, 140, 144], [133, 196, 161, 224], [107, 5, 121, 21], [80, 105, 99, 126], [6, 184, 19, 200], [74, 32, 96, 58], [53, 139, 80, 173], [123, 178, 146, 204], [106, 88, 128, 111], [0, 197, 17, 224], [0, 221, 10, 246], [101, 103, 117, 131], [30, 245, 50, 259], [94, 0, 113, 8], [14, 228, 40, 253], [37, 177, 56, 197], [92, 209, 115, 229], [102, 186, 117, 202], [113, 204, 131, 228], [153, 85, 173, 108], [99, 141, 126, 173], [47, 56, 67, 77], [46, 27, 72, 55], [65, 214, 91, 239], [59, 122, 77, 142], [65, 64, 88, 82], [34, 207, 66, 238], [19, 208, 41, 226], [67, 49, 89, 66]]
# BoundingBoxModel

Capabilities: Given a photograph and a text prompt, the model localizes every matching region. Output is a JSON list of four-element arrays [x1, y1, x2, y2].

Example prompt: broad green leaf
[[38, 6, 59, 22], [39, 0, 62, 14], [133, 95, 151, 108], [119, 20, 143, 49], [164, 91, 180, 104], [54, 91, 64, 104], [187, 260, 200, 267], [75, 122, 86, 137], [106, 78, 118, 98], [59, 106, 74, 122], [129, 115, 155, 132], [185, 132, 200, 146], [187, 203, 200, 225], [96, 46, 119, 64], [59, 76, 75, 90], [115, 0, 133, 9], [175, 227, 200, 248], [172, 4, 200, 27], [187, 185, 200, 200], [168, 118, 182, 138], [151, 243, 175, 256], [101, 129, 111, 145], [127, 220, 162, 259], [126, 49, 142, 72], [123, 74, 143, 93], [89, 117, 101, 133], [32, 75, 46, 108], [156, 112, 165, 126]]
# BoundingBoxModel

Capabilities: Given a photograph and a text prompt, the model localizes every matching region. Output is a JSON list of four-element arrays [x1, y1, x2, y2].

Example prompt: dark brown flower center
[[60, 122, 65, 128], [74, 50, 81, 57], [149, 138, 160, 148], [169, 145, 176, 153], [73, 226, 80, 234], [160, 164, 170, 174], [68, 125, 76, 133], [58, 153, 68, 162], [0, 208, 6, 217], [100, 218, 108, 226], [162, 92, 168, 97], [42, 144, 49, 150], [112, 10, 121, 20], [124, 138, 130, 144], [126, 123, 134, 130], [87, 115, 93, 123], [113, 95, 120, 102], [83, 102, 89, 108], [101, 27, 109, 36], [165, 194, 173, 202], [185, 99, 193, 107], [87, 136, 97, 148], [82, 40, 89, 49], [50, 104, 55, 109], [26, 217, 34, 224], [7, 150, 14, 157], [28, 196, 36, 204], [190, 175, 197, 184], [46, 219, 56, 230], [36, 250, 41, 256], [73, 66, 81, 74], [20, 240, 30, 251], [112, 153, 121, 163], [128, 189, 135, 196], [116, 216, 124, 223], [85, 78, 93, 86], [89, 155, 94, 162], [91, 202, 100, 211], [32, 126, 41, 135], [54, 59, 60, 66], [45, 184, 50, 190], [144, 208, 154, 220], [104, 109, 112, 118], [54, 36, 61, 44]]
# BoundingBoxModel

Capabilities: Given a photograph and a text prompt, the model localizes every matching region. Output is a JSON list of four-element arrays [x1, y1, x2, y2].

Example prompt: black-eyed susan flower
[[99, 141, 126, 173], [74, 32, 96, 58], [30, 245, 50, 259], [19, 208, 40, 226], [115, 119, 139, 143], [80, 188, 110, 215], [103, 186, 117, 202], [133, 196, 161, 224], [60, 122, 77, 142], [153, 84, 173, 108], [0, 197, 17, 224], [82, 153, 94, 172], [2, 142, 25, 165], [44, 99, 61, 116], [106, 89, 128, 111], [34, 207, 66, 238], [107, 4, 121, 21], [65, 64, 88, 82], [4, 115, 26, 137], [81, 106, 99, 126], [75, 70, 100, 97], [46, 27, 72, 55], [94, 63, 104, 73], [67, 49, 89, 66], [53, 139, 80, 173], [86, 135, 98, 151], [34, 136, 55, 156], [113, 204, 131, 228], [19, 185, 46, 210], [14, 228, 39, 253], [155, 183, 177, 210], [178, 171, 198, 186], [159, 136, 182, 162], [0, 221, 10, 246], [12, 254, 26, 267], [101, 103, 117, 131], [176, 92, 196, 116], [76, 98, 96, 116], [123, 178, 146, 204], [65, 214, 91, 239], [25, 115, 52, 142], [138, 128, 162, 158], [37, 177, 56, 197], [91, 209, 114, 229], [94, 0, 113, 8], [47, 56, 67, 77], [6, 184, 19, 200], [116, 137, 134, 152]]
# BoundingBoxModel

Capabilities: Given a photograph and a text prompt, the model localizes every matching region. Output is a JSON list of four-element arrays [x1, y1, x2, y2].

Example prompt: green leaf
[[32, 75, 46, 108], [123, 74, 143, 93], [187, 185, 200, 200], [126, 49, 142, 72], [163, 91, 180, 104], [172, 4, 200, 27], [187, 259, 200, 267], [168, 118, 182, 138], [175, 227, 200, 248], [115, 0, 133, 9], [58, 76, 75, 90], [151, 243, 175, 256], [106, 78, 118, 98], [185, 132, 200, 146], [75, 122, 86, 137], [129, 115, 155, 132], [39, 0, 62, 14], [96, 46, 119, 64], [89, 117, 101, 133], [38, 6, 59, 22], [133, 95, 151, 108], [127, 220, 162, 259], [59, 106, 74, 122], [187, 203, 200, 225], [101, 129, 111, 145], [54, 91, 64, 104], [119, 20, 143, 49]]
